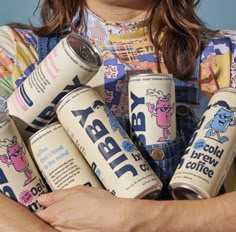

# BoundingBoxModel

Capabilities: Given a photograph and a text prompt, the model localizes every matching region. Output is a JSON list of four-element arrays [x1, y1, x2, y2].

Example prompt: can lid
[[136, 183, 163, 200], [27, 121, 62, 144], [55, 85, 91, 113], [217, 87, 236, 94], [67, 33, 102, 69], [129, 72, 173, 79], [169, 183, 209, 200]]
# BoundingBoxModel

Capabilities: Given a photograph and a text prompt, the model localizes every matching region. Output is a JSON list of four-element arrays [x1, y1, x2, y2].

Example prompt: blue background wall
[[0, 0, 40, 26], [0, 0, 235, 29]]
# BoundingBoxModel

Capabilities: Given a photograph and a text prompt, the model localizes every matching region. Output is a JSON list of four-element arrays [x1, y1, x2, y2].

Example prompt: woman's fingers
[[38, 185, 83, 207]]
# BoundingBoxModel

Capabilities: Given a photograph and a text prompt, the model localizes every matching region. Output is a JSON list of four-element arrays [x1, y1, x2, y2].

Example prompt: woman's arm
[[0, 193, 58, 232], [36, 185, 236, 232]]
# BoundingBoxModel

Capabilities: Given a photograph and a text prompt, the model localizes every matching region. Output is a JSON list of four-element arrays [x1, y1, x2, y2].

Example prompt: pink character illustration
[[146, 89, 175, 142], [0, 136, 32, 185]]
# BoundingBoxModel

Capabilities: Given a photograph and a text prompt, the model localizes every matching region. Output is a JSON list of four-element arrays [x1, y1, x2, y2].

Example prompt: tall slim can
[[7, 33, 102, 141], [0, 113, 49, 211], [27, 121, 104, 190], [56, 86, 163, 199], [170, 88, 236, 199]]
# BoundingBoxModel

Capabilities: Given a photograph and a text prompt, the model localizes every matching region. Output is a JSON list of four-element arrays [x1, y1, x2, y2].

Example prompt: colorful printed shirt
[[0, 27, 37, 96]]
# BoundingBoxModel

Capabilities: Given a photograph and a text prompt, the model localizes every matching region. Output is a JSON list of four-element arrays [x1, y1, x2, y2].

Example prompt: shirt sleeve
[[219, 30, 236, 88], [200, 31, 236, 95], [199, 35, 234, 96], [0, 26, 38, 98]]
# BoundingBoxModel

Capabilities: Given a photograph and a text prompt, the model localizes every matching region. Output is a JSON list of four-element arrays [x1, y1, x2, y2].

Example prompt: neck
[[85, 0, 154, 23]]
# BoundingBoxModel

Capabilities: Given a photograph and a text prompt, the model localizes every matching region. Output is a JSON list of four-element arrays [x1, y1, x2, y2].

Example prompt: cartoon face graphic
[[156, 99, 172, 128], [204, 101, 236, 144], [211, 108, 234, 133], [146, 89, 175, 142], [0, 136, 32, 185], [7, 142, 28, 172]]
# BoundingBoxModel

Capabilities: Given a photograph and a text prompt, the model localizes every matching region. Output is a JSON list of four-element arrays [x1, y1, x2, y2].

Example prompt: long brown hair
[[11, 0, 208, 79]]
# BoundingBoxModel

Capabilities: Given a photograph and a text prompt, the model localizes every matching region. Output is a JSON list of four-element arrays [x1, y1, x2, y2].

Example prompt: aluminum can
[[0, 113, 49, 211], [128, 73, 176, 144], [7, 33, 102, 141], [56, 86, 163, 199], [128, 73, 176, 165], [27, 121, 104, 190], [169, 88, 236, 199]]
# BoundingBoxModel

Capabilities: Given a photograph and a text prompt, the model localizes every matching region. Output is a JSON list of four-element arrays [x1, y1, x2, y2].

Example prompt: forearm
[[125, 192, 236, 232], [0, 193, 58, 232], [36, 186, 236, 231]]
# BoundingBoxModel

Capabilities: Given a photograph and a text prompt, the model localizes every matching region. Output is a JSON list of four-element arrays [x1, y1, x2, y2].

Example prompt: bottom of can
[[136, 184, 162, 200], [169, 183, 210, 200]]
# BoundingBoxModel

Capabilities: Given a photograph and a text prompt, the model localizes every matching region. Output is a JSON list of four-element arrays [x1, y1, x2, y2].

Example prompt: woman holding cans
[[1, 0, 236, 231]]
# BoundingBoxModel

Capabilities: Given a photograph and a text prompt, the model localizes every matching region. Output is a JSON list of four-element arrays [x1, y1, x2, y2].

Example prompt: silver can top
[[66, 33, 102, 69], [55, 86, 91, 114], [27, 121, 62, 144], [217, 87, 236, 94], [169, 183, 209, 200], [128, 72, 174, 84], [130, 72, 173, 79]]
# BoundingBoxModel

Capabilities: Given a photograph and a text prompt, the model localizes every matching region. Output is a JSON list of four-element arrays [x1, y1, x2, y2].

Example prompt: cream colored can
[[128, 73, 176, 144], [27, 122, 103, 190], [0, 113, 48, 211], [7, 33, 102, 141], [169, 88, 236, 199], [56, 86, 162, 199]]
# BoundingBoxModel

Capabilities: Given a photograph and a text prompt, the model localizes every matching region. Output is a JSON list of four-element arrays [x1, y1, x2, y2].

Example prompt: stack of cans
[[3, 34, 165, 213], [5, 31, 232, 207]]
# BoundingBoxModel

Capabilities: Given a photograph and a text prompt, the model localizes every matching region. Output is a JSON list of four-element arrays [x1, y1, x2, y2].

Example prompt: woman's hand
[[36, 186, 131, 232], [36, 185, 236, 232]]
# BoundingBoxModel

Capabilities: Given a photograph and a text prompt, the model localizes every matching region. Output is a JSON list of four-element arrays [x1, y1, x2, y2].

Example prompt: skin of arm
[[0, 193, 58, 232], [36, 185, 236, 232]]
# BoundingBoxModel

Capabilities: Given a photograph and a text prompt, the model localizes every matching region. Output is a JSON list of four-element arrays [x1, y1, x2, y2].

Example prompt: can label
[[27, 122, 104, 190], [56, 87, 162, 199], [170, 88, 236, 198], [128, 73, 176, 144], [0, 115, 48, 211], [7, 34, 102, 141]]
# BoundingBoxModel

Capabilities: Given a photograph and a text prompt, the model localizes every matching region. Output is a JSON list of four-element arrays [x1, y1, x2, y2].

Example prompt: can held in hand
[[7, 33, 102, 141], [169, 88, 236, 199], [27, 121, 104, 190], [56, 86, 163, 199], [0, 113, 49, 211]]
